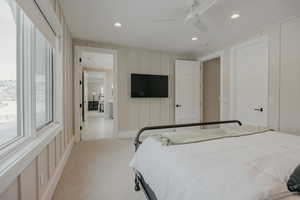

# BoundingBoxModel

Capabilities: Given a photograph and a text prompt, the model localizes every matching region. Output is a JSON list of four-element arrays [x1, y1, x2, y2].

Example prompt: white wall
[[0, 1, 74, 199], [73, 39, 195, 135], [104, 70, 113, 118], [279, 17, 300, 134], [105, 70, 113, 102], [200, 16, 300, 132]]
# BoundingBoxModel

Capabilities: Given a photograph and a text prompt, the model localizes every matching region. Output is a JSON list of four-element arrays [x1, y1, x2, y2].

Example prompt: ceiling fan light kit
[[152, 0, 219, 33], [231, 11, 240, 19]]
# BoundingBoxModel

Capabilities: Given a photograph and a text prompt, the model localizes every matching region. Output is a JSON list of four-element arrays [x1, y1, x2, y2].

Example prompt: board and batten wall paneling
[[268, 26, 281, 130], [160, 54, 172, 125], [0, 133, 73, 200], [37, 148, 49, 199], [280, 17, 300, 134], [48, 140, 56, 178], [0, 179, 19, 200], [20, 160, 38, 200], [72, 39, 195, 134], [128, 49, 141, 130]]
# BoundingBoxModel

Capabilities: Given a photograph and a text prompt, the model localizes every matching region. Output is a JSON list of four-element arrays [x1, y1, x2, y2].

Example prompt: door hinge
[[80, 104, 82, 108], [79, 57, 82, 63], [80, 126, 82, 130], [79, 80, 82, 85]]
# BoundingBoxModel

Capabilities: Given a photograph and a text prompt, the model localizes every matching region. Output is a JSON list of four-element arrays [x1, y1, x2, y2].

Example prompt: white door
[[175, 60, 201, 124], [231, 37, 269, 126]]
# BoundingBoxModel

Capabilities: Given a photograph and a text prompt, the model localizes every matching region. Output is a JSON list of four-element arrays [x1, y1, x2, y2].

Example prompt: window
[[0, 0, 54, 148], [34, 30, 53, 130], [0, 0, 19, 146]]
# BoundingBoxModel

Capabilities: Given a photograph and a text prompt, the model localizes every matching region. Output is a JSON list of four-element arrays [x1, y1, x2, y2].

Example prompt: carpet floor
[[52, 139, 145, 200]]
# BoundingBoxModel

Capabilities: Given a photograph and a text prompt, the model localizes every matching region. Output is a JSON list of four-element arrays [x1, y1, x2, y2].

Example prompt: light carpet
[[52, 139, 145, 200]]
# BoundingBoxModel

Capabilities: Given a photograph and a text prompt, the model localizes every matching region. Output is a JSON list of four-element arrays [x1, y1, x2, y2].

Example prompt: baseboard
[[42, 136, 74, 200]]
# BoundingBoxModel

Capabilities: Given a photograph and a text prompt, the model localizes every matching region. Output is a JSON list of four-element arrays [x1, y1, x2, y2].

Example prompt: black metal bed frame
[[133, 120, 242, 200]]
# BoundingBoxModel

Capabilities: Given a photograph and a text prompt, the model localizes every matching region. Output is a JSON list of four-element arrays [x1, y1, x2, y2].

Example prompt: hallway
[[52, 139, 145, 200], [82, 111, 114, 140]]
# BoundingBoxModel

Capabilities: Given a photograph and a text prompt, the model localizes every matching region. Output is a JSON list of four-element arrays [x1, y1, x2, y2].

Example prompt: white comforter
[[130, 132, 300, 200]]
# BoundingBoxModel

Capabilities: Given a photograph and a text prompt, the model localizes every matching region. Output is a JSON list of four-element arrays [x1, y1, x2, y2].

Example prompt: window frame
[[0, 2, 57, 159], [0, 0, 64, 194], [0, 3, 24, 150], [32, 29, 55, 132], [0, 3, 33, 159]]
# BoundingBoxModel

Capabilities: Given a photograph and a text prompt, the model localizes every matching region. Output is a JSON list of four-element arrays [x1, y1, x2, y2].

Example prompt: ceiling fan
[[153, 0, 219, 32]]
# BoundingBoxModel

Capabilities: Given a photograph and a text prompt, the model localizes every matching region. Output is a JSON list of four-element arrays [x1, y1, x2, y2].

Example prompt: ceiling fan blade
[[152, 18, 178, 23], [197, 0, 218, 15], [186, 0, 218, 21], [191, 17, 208, 32]]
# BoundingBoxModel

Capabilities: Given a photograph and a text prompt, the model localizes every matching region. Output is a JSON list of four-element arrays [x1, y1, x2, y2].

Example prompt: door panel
[[175, 60, 201, 124], [232, 37, 269, 126]]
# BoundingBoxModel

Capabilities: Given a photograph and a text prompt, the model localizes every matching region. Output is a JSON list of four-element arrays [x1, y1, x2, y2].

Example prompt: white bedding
[[130, 131, 300, 200]]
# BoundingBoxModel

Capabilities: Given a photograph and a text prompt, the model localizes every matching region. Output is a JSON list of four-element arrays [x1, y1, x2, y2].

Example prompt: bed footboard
[[134, 120, 242, 151], [133, 120, 242, 199]]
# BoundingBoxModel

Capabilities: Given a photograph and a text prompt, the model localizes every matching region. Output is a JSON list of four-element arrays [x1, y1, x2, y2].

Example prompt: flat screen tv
[[131, 73, 168, 98]]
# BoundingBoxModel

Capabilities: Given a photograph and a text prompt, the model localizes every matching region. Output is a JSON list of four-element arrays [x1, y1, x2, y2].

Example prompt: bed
[[130, 120, 300, 200]]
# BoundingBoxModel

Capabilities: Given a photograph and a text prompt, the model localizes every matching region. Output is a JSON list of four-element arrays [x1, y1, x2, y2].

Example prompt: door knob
[[254, 108, 264, 112], [176, 104, 182, 108]]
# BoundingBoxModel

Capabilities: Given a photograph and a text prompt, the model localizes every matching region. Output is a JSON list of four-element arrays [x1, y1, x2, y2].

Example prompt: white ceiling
[[82, 51, 113, 69], [60, 0, 300, 55]]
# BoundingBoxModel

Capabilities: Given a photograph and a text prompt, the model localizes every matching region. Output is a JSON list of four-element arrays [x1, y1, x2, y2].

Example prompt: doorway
[[83, 70, 114, 140], [202, 57, 221, 124], [74, 46, 117, 141]]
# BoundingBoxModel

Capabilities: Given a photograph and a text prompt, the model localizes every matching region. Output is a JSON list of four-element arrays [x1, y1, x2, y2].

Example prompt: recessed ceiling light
[[114, 22, 122, 27], [231, 13, 240, 19], [192, 37, 198, 41]]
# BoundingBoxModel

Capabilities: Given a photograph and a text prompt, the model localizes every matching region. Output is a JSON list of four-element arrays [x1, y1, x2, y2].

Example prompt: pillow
[[287, 164, 300, 192]]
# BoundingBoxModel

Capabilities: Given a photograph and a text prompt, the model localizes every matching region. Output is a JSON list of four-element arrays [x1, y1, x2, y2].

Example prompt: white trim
[[200, 51, 224, 62], [74, 46, 82, 142], [41, 136, 74, 200], [199, 51, 225, 121], [102, 72, 107, 118], [0, 123, 63, 194], [33, 0, 62, 37], [229, 35, 269, 122], [74, 46, 118, 142]]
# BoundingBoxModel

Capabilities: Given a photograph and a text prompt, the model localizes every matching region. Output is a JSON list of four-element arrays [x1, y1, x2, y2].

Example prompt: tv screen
[[131, 74, 168, 98]]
